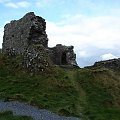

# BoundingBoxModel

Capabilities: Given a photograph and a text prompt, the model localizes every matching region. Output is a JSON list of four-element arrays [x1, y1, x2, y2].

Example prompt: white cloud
[[5, 2, 18, 8], [47, 15, 120, 49], [35, 0, 64, 8], [35, 0, 50, 7], [101, 53, 118, 60], [0, 0, 10, 3], [0, 0, 30, 8], [35, 1, 42, 7], [78, 51, 89, 58], [17, 1, 30, 8], [46, 15, 120, 66]]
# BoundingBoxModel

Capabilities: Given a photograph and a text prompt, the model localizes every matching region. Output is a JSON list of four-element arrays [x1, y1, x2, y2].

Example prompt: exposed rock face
[[2, 12, 78, 71], [87, 58, 120, 70]]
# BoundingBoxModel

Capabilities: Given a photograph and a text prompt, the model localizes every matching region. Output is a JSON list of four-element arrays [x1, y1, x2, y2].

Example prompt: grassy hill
[[0, 53, 120, 120]]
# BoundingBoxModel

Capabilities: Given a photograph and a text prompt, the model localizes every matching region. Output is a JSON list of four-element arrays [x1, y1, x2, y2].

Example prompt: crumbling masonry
[[2, 12, 78, 71]]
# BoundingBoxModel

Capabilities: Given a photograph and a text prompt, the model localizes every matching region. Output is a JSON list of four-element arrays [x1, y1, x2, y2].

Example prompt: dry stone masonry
[[2, 12, 78, 71]]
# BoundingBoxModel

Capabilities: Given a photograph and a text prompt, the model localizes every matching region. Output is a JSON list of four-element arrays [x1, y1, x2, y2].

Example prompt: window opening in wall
[[61, 52, 67, 64], [12, 35, 14, 37]]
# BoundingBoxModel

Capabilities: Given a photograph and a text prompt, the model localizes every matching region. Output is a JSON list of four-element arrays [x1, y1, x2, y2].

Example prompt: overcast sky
[[0, 0, 120, 67]]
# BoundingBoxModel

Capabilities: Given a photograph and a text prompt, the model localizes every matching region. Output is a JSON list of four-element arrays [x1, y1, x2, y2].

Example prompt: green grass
[[75, 69, 120, 120], [0, 53, 120, 120], [0, 111, 32, 120]]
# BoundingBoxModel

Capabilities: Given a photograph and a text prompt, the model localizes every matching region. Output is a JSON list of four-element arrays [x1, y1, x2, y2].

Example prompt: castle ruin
[[2, 12, 78, 71]]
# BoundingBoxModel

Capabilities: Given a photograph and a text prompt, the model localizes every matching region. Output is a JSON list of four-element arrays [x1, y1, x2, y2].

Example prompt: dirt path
[[0, 101, 80, 120]]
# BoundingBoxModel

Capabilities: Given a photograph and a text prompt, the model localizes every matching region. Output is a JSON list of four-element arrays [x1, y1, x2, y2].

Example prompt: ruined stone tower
[[2, 12, 78, 71], [2, 12, 48, 54]]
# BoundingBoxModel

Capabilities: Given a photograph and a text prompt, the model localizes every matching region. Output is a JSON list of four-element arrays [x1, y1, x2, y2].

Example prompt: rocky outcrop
[[2, 12, 78, 72], [87, 58, 120, 70]]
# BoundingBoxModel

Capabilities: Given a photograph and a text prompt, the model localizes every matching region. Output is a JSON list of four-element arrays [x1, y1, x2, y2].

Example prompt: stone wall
[[2, 12, 48, 54], [2, 12, 78, 71], [49, 44, 77, 66], [0, 49, 2, 53], [23, 44, 51, 72]]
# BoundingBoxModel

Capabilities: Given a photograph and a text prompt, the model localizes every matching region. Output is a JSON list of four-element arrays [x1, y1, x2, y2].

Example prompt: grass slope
[[0, 54, 120, 120]]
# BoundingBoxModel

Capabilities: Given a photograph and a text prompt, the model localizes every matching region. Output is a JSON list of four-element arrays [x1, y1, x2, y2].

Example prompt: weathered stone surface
[[87, 58, 120, 70], [2, 12, 48, 54], [3, 48, 17, 56], [23, 44, 51, 72], [2, 12, 78, 72], [49, 44, 77, 66]]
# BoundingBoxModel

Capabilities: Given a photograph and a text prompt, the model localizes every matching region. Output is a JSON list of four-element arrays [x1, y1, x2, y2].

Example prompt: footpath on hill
[[0, 101, 80, 120]]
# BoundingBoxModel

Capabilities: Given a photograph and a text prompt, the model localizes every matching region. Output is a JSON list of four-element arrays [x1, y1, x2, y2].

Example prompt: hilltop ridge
[[0, 12, 120, 120], [86, 58, 120, 71]]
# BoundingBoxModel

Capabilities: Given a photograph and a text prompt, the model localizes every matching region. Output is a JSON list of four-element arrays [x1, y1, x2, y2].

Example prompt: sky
[[0, 0, 120, 67]]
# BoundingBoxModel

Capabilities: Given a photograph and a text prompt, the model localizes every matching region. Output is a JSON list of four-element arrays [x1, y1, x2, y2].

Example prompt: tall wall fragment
[[2, 12, 78, 69]]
